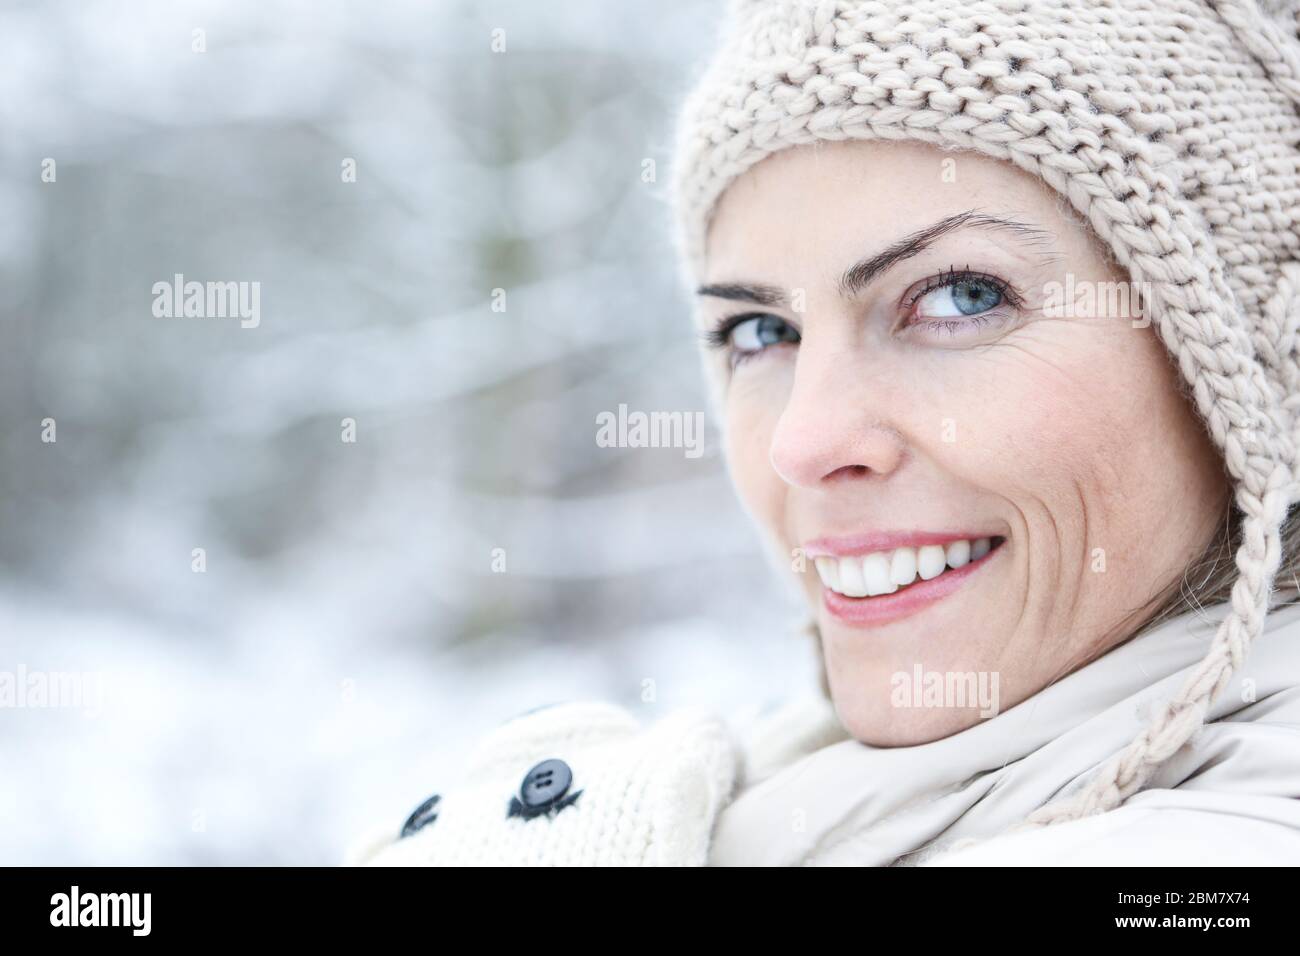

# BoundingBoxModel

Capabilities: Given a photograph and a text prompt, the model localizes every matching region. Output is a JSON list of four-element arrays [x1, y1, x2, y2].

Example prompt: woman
[[352, 0, 1300, 865]]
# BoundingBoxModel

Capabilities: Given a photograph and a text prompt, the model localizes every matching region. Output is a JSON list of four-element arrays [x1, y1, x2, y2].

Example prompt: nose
[[768, 349, 907, 489]]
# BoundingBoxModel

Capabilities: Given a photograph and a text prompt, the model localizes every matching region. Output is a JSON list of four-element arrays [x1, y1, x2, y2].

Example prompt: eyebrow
[[839, 211, 1056, 298], [694, 281, 789, 307], [695, 210, 1057, 306]]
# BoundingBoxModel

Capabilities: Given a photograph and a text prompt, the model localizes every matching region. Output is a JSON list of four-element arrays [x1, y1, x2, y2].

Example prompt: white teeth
[[837, 556, 867, 597], [862, 553, 897, 596], [889, 547, 918, 587], [813, 537, 1001, 597], [814, 558, 840, 592], [917, 545, 947, 580]]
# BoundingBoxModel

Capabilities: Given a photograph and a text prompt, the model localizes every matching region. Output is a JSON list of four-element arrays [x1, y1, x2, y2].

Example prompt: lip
[[803, 529, 1004, 558], [818, 537, 1006, 629]]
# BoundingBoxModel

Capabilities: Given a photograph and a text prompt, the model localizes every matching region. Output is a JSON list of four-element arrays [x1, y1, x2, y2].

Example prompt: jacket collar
[[709, 594, 1300, 866]]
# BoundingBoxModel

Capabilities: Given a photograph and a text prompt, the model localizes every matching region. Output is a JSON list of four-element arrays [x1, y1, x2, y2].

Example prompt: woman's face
[[700, 140, 1230, 745]]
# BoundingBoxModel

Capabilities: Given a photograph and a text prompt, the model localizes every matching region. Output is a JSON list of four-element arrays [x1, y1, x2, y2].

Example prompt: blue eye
[[708, 313, 800, 362], [915, 276, 1005, 318]]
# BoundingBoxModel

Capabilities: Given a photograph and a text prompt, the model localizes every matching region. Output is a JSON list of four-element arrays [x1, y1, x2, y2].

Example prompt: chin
[[827, 672, 991, 747], [818, 618, 1012, 746]]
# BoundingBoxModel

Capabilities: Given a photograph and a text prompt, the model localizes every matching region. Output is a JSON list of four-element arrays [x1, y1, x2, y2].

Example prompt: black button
[[520, 758, 572, 810], [399, 793, 441, 838]]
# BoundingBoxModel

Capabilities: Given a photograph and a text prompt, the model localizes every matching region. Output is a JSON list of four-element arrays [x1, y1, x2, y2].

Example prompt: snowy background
[[0, 0, 821, 864]]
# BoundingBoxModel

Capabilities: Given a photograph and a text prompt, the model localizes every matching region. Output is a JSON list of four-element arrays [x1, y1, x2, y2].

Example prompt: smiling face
[[698, 140, 1231, 746]]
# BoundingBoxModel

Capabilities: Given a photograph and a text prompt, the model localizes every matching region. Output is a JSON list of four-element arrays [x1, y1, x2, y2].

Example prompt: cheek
[[943, 326, 1209, 570], [955, 365, 1116, 499], [723, 371, 791, 537], [901, 335, 1116, 500]]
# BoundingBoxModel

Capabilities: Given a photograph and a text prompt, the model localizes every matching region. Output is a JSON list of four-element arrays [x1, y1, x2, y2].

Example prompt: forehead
[[703, 140, 1065, 282]]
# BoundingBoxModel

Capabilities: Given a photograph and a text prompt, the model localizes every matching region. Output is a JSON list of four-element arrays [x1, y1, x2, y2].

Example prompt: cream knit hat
[[671, 0, 1300, 833]]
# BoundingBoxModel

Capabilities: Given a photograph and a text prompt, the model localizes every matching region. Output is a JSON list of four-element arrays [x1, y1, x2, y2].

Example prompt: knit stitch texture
[[354, 702, 738, 866]]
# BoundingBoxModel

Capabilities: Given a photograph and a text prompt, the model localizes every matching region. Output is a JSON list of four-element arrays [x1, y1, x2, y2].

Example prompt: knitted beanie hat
[[670, 0, 1300, 832]]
